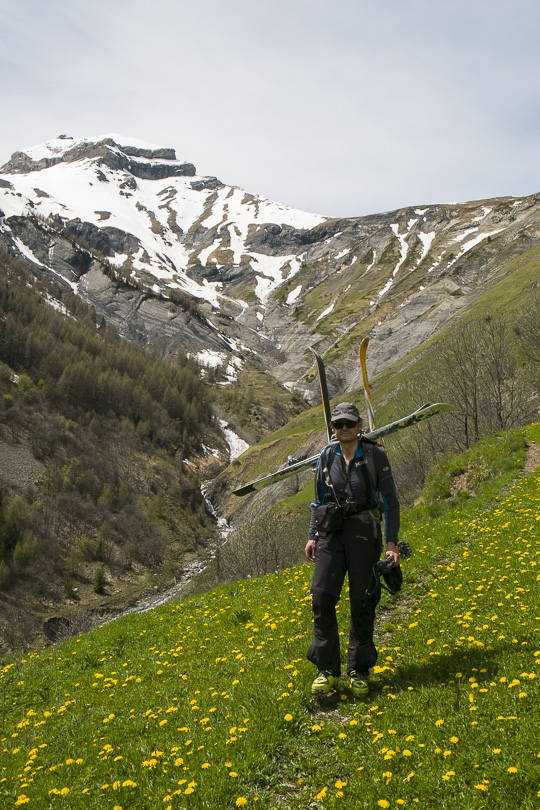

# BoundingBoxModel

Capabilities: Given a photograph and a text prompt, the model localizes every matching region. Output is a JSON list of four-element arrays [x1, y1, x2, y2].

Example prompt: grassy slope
[[2, 425, 540, 809], [222, 234, 540, 519]]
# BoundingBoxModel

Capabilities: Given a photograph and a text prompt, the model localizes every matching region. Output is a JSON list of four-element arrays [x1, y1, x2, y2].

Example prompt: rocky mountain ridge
[[1, 134, 540, 411]]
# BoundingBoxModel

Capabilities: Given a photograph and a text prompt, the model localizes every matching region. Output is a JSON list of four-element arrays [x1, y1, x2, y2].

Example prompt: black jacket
[[308, 440, 400, 544]]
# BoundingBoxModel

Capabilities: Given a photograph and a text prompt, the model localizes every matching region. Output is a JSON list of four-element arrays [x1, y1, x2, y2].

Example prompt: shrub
[[93, 567, 107, 594]]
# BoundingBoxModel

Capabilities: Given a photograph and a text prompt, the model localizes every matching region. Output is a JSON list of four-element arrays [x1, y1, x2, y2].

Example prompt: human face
[[332, 419, 360, 436]]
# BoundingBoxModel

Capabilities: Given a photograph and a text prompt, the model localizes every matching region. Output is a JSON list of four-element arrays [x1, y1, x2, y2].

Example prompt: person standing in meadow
[[304, 402, 401, 697]]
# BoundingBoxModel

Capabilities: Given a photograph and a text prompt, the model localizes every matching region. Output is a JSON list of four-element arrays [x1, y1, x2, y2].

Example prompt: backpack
[[319, 438, 380, 512]]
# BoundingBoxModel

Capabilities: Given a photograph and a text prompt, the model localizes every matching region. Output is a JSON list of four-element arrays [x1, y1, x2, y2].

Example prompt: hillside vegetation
[[0, 252, 224, 652], [1, 424, 539, 809], [217, 284, 540, 530]]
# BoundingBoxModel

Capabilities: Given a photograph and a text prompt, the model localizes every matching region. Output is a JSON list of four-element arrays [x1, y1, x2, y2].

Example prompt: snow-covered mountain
[[0, 134, 324, 306], [2, 133, 540, 403]]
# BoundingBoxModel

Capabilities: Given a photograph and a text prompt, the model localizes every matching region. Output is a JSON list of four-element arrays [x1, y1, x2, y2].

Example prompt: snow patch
[[219, 420, 249, 461], [454, 227, 479, 243], [316, 302, 335, 322], [447, 228, 506, 269], [416, 231, 436, 265], [192, 350, 242, 382], [201, 443, 220, 458], [286, 284, 302, 305], [471, 207, 492, 222]]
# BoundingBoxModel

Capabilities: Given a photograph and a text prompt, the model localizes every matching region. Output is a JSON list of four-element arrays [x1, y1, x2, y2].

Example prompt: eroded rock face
[[1, 138, 196, 180], [1, 133, 540, 403]]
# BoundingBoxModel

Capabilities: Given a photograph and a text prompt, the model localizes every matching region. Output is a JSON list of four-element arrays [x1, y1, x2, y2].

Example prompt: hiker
[[304, 402, 400, 697]]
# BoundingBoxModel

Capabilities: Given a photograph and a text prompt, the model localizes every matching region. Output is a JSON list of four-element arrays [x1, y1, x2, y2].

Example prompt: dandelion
[[236, 799, 248, 807], [508, 767, 518, 773], [378, 801, 390, 808], [284, 714, 293, 722]]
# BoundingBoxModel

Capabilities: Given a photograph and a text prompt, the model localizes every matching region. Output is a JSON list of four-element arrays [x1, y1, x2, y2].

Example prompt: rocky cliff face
[[1, 133, 540, 408]]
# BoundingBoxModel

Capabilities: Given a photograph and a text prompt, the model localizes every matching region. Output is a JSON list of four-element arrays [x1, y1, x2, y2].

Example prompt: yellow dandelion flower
[[236, 799, 248, 807], [378, 801, 390, 808], [508, 767, 518, 773], [284, 714, 293, 722]]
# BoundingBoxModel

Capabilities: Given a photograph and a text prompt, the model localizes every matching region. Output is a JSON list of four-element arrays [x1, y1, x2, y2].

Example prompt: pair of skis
[[312, 336, 376, 441], [232, 338, 456, 496]]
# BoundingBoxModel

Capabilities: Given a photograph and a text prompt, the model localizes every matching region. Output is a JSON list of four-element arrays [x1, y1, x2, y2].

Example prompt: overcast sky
[[2, 0, 540, 218]]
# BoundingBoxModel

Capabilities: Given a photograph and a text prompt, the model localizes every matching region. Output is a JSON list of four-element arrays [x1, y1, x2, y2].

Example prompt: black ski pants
[[307, 517, 381, 676]]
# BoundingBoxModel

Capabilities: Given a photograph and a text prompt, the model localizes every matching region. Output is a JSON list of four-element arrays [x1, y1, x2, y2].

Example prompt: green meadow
[[2, 426, 540, 810]]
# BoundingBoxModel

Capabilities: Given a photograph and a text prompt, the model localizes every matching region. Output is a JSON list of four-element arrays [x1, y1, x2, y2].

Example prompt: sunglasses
[[333, 420, 358, 429]]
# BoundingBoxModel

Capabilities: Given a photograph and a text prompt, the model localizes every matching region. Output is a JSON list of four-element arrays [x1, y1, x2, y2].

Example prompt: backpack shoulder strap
[[359, 439, 377, 492], [320, 444, 340, 503]]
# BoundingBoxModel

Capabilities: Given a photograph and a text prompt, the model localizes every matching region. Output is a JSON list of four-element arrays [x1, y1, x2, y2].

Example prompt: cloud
[[1, 0, 540, 217]]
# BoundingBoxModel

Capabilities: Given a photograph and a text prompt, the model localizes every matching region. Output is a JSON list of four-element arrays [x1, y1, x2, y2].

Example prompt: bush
[[93, 567, 107, 594], [0, 559, 10, 590]]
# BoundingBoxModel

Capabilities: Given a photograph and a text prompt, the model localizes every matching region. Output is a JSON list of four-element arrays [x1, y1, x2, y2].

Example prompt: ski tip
[[418, 402, 457, 413], [232, 484, 255, 497], [432, 402, 458, 413]]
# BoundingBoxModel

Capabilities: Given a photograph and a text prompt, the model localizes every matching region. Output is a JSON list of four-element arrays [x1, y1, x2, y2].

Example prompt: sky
[[2, 0, 540, 219]]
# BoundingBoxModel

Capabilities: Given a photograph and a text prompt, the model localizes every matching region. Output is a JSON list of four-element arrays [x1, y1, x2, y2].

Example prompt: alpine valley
[[2, 133, 540, 647], [2, 134, 540, 410]]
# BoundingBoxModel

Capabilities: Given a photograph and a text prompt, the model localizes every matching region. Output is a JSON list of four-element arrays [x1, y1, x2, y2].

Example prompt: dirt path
[[523, 440, 540, 476]]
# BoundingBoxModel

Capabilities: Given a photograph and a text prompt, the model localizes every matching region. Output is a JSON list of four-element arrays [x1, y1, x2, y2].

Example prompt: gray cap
[[330, 402, 361, 422]]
